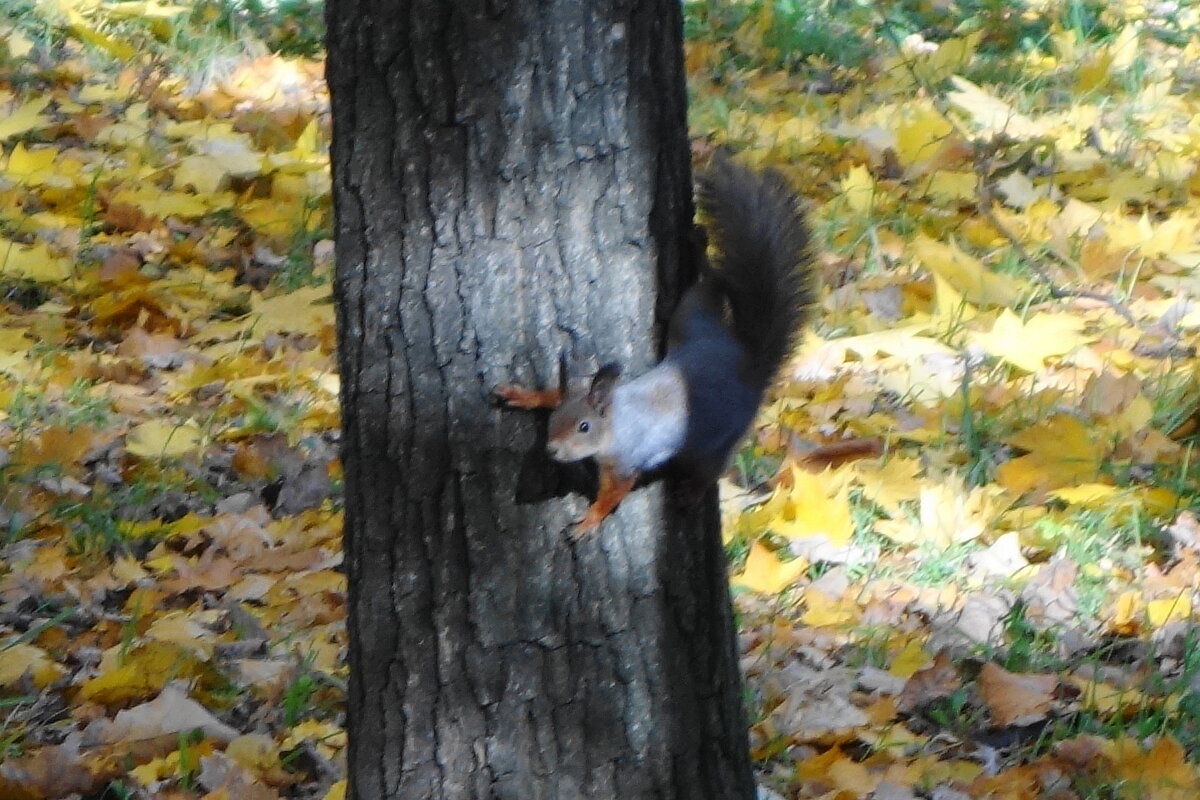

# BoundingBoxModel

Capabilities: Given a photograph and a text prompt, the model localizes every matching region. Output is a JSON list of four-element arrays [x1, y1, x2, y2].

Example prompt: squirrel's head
[[546, 363, 619, 462]]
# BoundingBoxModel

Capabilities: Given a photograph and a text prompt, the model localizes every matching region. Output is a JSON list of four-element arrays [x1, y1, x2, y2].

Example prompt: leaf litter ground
[[3, 2, 1200, 798]]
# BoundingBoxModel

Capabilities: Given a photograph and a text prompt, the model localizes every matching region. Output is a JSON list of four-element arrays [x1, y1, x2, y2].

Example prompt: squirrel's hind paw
[[570, 511, 606, 538]]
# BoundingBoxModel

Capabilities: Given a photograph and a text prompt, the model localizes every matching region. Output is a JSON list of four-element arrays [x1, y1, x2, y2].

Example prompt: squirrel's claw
[[569, 470, 635, 537], [570, 512, 605, 538]]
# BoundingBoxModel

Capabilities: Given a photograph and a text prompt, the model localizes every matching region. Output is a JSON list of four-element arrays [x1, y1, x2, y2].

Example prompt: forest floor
[[2, 1, 1200, 798]]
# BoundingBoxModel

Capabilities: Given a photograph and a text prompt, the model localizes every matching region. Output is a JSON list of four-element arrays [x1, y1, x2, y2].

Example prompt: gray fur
[[609, 363, 688, 474]]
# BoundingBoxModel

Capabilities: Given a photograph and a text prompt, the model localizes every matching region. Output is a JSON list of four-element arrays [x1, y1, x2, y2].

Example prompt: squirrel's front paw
[[494, 385, 560, 410], [493, 384, 537, 408]]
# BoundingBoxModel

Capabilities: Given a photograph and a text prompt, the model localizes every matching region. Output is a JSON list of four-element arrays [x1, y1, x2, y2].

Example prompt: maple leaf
[[996, 413, 1106, 494], [969, 310, 1088, 372], [733, 540, 806, 595], [910, 236, 1023, 308]]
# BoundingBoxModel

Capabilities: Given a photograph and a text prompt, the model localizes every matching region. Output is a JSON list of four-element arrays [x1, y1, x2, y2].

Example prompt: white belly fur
[[609, 363, 688, 474]]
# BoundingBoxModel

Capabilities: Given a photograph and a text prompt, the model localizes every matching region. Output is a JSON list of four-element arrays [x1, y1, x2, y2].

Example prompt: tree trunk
[[326, 2, 754, 798]]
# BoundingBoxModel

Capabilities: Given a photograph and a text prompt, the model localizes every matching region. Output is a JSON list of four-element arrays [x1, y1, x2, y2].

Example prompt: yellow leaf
[[1055, 198, 1103, 236], [931, 273, 977, 329], [993, 171, 1043, 208], [853, 456, 923, 518], [145, 554, 175, 573], [111, 556, 149, 583], [996, 414, 1104, 494], [801, 588, 857, 627], [1050, 483, 1117, 507], [834, 325, 950, 360], [889, 639, 930, 678], [173, 154, 228, 194], [733, 540, 806, 595], [910, 236, 1023, 307], [1106, 24, 1141, 71], [322, 781, 347, 800], [893, 103, 955, 169], [1140, 487, 1180, 516], [112, 186, 211, 218], [825, 755, 876, 796], [250, 285, 333, 336], [875, 479, 999, 548], [130, 754, 176, 785], [282, 719, 346, 754], [906, 32, 980, 87], [771, 467, 855, 545], [227, 733, 282, 771], [294, 120, 320, 157], [240, 195, 315, 236], [1109, 590, 1141, 634], [1070, 677, 1146, 715], [79, 641, 207, 705], [1147, 594, 1192, 628], [1108, 736, 1199, 800], [4, 142, 57, 179], [0, 239, 73, 282], [126, 419, 204, 459], [0, 643, 66, 688], [921, 170, 977, 203], [946, 76, 1047, 139], [0, 97, 51, 141], [145, 611, 216, 659], [839, 165, 875, 214], [1075, 48, 1114, 92]]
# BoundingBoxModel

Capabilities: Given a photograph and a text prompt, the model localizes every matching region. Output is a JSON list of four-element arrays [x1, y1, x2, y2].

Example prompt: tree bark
[[326, 2, 754, 798]]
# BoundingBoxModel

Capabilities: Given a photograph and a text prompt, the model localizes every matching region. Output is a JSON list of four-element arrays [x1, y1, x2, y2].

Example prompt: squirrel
[[495, 153, 817, 534]]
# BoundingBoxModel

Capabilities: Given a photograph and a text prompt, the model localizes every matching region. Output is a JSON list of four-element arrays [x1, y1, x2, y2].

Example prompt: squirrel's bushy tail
[[697, 153, 816, 386]]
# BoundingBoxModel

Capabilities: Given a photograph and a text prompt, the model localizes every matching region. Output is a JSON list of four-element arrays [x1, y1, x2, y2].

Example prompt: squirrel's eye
[[578, 421, 590, 433]]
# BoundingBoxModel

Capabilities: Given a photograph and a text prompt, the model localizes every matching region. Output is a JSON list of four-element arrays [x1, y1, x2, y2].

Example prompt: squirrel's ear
[[588, 363, 621, 412]]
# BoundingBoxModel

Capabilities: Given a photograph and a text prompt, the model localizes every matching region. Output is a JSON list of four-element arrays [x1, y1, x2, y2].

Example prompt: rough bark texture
[[326, 2, 754, 798]]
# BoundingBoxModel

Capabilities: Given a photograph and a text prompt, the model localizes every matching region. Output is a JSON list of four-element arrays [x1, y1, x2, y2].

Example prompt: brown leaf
[[117, 326, 188, 368], [896, 649, 961, 712], [1021, 556, 1080, 627], [23, 426, 103, 469], [198, 751, 281, 800], [978, 662, 1058, 726], [793, 436, 885, 470], [0, 737, 95, 799], [1053, 734, 1107, 769], [98, 248, 144, 285], [102, 201, 158, 233]]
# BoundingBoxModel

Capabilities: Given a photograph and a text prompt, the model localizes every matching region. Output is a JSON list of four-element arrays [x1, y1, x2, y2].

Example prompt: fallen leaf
[[82, 681, 239, 746], [126, 419, 205, 459], [897, 649, 961, 712], [733, 540, 807, 595], [978, 662, 1058, 726]]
